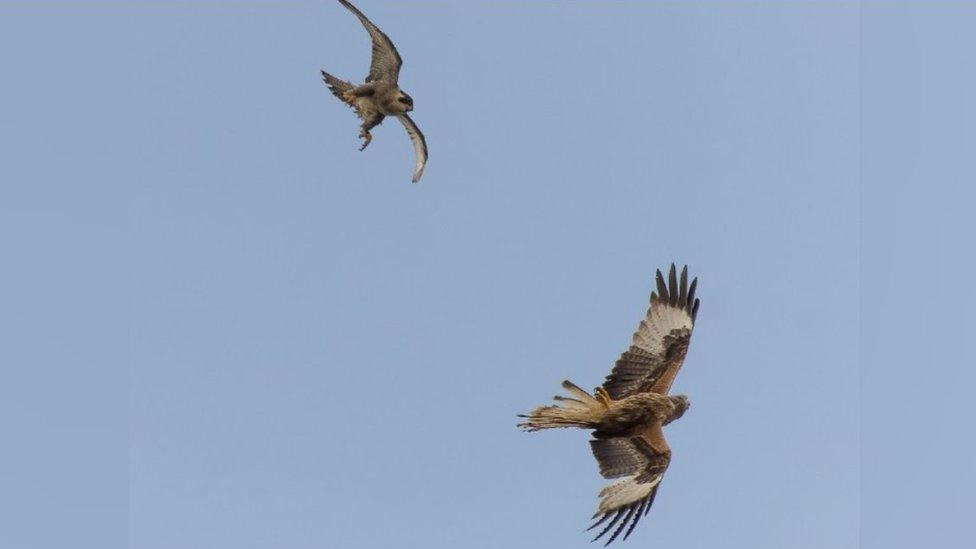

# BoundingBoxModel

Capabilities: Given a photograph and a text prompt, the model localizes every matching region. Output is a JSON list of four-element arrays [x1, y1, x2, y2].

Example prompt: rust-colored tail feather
[[517, 380, 604, 432]]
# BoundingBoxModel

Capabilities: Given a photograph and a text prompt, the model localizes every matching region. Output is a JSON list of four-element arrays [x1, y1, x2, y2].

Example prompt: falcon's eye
[[399, 95, 413, 105]]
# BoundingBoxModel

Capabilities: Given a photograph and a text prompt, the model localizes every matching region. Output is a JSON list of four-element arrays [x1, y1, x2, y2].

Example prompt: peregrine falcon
[[321, 0, 428, 183]]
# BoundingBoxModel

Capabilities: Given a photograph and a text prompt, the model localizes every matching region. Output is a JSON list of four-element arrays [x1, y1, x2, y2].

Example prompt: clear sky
[[0, 2, 972, 549]]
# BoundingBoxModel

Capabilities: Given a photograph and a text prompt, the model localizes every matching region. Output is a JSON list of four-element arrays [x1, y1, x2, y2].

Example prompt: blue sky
[[0, 2, 972, 549]]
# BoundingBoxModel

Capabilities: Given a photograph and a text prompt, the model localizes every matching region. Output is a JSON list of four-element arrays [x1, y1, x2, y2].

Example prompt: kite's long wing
[[600, 264, 699, 399], [587, 424, 671, 545]]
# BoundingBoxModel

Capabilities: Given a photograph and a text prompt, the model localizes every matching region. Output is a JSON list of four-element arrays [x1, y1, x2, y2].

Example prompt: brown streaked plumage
[[518, 264, 700, 545], [321, 0, 428, 182]]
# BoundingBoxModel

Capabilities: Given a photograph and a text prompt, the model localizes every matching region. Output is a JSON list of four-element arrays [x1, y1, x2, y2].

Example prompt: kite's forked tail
[[518, 380, 610, 432]]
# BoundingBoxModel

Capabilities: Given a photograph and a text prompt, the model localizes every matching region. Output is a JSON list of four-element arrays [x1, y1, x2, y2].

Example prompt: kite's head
[[664, 394, 690, 425]]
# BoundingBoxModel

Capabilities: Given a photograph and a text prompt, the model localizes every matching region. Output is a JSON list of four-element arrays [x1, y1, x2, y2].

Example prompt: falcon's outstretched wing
[[600, 264, 699, 399], [395, 114, 427, 183], [587, 424, 671, 545], [337, 0, 403, 84]]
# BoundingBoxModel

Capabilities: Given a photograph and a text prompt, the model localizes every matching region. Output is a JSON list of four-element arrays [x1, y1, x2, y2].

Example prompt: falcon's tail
[[518, 380, 605, 432], [321, 70, 354, 104]]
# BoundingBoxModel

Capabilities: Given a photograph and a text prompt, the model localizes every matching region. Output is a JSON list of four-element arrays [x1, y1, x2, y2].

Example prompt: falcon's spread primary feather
[[321, 0, 428, 182], [518, 264, 700, 545]]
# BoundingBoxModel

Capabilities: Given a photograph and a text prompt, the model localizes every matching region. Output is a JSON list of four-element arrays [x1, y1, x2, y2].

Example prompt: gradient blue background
[[0, 2, 972, 548]]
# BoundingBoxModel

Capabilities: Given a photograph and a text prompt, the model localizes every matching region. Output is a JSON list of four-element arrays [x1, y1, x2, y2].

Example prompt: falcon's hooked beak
[[398, 92, 414, 112]]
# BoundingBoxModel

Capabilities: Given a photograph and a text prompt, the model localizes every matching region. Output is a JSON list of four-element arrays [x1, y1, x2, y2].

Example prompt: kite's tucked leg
[[594, 387, 614, 409], [358, 113, 385, 151]]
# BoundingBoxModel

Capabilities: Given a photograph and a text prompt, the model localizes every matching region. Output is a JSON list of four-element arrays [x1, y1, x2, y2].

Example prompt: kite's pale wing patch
[[587, 428, 671, 545], [601, 264, 699, 399]]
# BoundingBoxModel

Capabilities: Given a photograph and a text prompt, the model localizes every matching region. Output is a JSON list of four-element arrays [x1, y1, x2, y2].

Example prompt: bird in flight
[[518, 264, 700, 545], [321, 0, 428, 183]]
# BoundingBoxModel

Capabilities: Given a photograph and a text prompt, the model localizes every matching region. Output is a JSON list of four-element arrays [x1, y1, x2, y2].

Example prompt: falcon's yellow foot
[[594, 387, 613, 409], [342, 90, 358, 106], [358, 130, 372, 151]]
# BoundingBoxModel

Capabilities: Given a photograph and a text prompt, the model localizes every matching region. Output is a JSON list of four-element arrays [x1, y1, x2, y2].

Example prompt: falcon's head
[[396, 91, 414, 112]]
